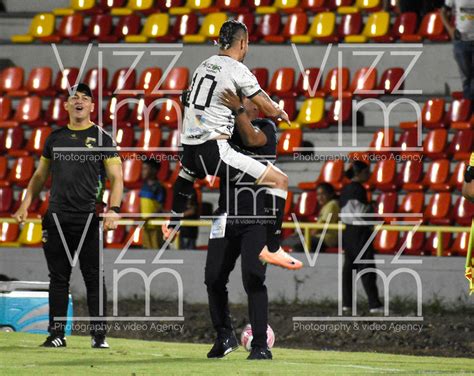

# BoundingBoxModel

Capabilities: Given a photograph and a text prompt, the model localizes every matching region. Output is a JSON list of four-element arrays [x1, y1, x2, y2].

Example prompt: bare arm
[[440, 7, 455, 40], [462, 181, 474, 202], [13, 158, 50, 223], [251, 90, 290, 125], [104, 161, 123, 230]]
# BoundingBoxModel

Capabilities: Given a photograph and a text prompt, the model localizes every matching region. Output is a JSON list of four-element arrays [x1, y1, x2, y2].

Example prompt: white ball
[[240, 324, 275, 352]]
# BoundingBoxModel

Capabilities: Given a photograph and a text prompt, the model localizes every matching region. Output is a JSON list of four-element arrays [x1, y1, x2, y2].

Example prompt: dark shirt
[[218, 119, 277, 217], [42, 124, 120, 214]]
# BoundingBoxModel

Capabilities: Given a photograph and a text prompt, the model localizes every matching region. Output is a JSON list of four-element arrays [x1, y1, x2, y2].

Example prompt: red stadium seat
[[268, 68, 295, 97], [424, 192, 452, 225], [0, 96, 12, 122], [155, 0, 183, 12], [161, 67, 189, 95], [423, 129, 448, 160], [250, 68, 269, 91], [255, 14, 281, 42], [247, 0, 273, 10], [398, 191, 424, 221], [324, 98, 352, 126], [127, 98, 159, 128], [396, 129, 421, 158], [298, 159, 344, 190], [0, 156, 7, 180], [236, 13, 256, 37], [201, 0, 243, 13], [8, 67, 52, 97], [401, 11, 449, 42], [122, 158, 142, 189], [8, 156, 35, 187], [83, 68, 108, 98], [453, 196, 474, 226], [105, 225, 126, 249], [121, 189, 140, 214], [374, 230, 399, 254], [449, 99, 472, 129], [71, 14, 113, 43], [157, 14, 198, 42], [0, 96, 45, 128], [403, 159, 450, 191], [137, 68, 162, 97], [41, 14, 84, 43], [400, 98, 446, 129], [126, 225, 143, 247], [156, 98, 182, 128], [97, 0, 127, 12], [295, 0, 329, 12], [277, 129, 302, 155], [24, 127, 52, 156], [430, 160, 466, 192], [0, 186, 13, 214], [345, 67, 377, 97], [48, 67, 79, 97], [317, 67, 350, 97], [374, 192, 397, 223], [424, 232, 451, 256], [277, 98, 297, 121], [115, 127, 135, 149], [376, 67, 404, 95], [398, 231, 425, 256], [375, 12, 417, 42], [106, 68, 136, 97], [0, 67, 24, 94], [365, 159, 396, 191], [136, 128, 162, 152], [447, 232, 469, 257], [338, 13, 362, 41], [103, 97, 129, 126], [398, 159, 423, 190], [293, 191, 318, 220], [44, 97, 69, 127], [264, 13, 308, 43], [103, 14, 141, 42], [293, 68, 322, 97], [369, 128, 395, 157], [446, 130, 473, 161], [0, 128, 24, 154], [0, 222, 19, 244]]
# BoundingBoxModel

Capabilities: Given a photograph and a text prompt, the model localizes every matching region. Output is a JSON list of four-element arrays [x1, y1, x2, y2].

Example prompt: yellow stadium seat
[[170, 0, 214, 15], [125, 14, 169, 42], [111, 0, 155, 16], [291, 98, 325, 127], [345, 11, 389, 43], [291, 12, 335, 43], [11, 13, 55, 43], [17, 222, 42, 246], [53, 0, 96, 15], [256, 0, 299, 14], [338, 0, 380, 13], [183, 12, 227, 43]]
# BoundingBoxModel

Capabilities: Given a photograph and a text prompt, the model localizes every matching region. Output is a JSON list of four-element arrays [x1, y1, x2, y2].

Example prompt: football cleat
[[41, 335, 66, 348], [91, 334, 110, 349], [247, 347, 273, 360], [259, 247, 303, 270], [207, 333, 239, 359]]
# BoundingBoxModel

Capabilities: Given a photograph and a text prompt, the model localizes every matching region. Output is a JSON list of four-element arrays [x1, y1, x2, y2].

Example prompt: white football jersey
[[181, 55, 261, 145]]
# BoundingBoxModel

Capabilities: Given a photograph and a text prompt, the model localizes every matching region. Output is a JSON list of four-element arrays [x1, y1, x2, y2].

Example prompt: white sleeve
[[233, 64, 261, 98]]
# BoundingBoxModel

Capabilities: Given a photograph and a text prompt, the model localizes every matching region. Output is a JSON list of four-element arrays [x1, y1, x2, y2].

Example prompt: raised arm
[[250, 90, 290, 125]]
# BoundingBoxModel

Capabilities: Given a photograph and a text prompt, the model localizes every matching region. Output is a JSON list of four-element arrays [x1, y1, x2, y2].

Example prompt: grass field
[[1, 333, 474, 375]]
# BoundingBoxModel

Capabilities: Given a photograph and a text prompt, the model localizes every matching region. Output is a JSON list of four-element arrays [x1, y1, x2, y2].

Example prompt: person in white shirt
[[441, 0, 474, 103]]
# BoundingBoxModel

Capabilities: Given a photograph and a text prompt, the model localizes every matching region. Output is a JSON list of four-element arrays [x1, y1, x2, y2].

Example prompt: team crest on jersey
[[85, 137, 96, 148]]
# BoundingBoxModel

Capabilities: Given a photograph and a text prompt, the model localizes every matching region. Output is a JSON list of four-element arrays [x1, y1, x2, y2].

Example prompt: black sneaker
[[91, 334, 110, 349], [247, 347, 273, 360], [41, 335, 66, 348], [207, 333, 239, 358]]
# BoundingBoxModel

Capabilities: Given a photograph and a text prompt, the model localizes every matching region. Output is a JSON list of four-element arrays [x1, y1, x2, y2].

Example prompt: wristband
[[109, 206, 120, 213]]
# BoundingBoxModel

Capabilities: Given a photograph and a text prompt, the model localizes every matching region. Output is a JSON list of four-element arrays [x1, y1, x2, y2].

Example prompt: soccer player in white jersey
[[163, 20, 300, 269]]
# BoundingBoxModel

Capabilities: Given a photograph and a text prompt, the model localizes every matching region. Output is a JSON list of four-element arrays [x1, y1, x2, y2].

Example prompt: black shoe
[[91, 334, 110, 349], [247, 347, 273, 360], [207, 333, 239, 358], [41, 335, 66, 348]]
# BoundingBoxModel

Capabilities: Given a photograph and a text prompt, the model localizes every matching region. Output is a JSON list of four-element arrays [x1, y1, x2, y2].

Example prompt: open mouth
[[75, 105, 84, 111]]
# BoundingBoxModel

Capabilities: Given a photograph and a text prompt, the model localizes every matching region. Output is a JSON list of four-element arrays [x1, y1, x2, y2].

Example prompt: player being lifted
[[163, 20, 301, 270]]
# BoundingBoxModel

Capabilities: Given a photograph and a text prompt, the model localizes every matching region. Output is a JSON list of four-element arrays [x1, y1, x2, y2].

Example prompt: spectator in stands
[[140, 159, 165, 250], [388, 0, 444, 18], [179, 189, 199, 250], [441, 1, 474, 103], [282, 183, 339, 253], [340, 161, 383, 314]]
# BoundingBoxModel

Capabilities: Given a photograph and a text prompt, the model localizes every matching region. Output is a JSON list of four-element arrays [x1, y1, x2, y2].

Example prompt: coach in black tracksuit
[[13, 84, 123, 348], [205, 111, 276, 361]]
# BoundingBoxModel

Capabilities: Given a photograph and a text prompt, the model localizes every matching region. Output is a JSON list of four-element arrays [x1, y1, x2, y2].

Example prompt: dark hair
[[316, 182, 335, 197], [143, 159, 159, 171], [345, 161, 369, 180], [218, 20, 248, 50]]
